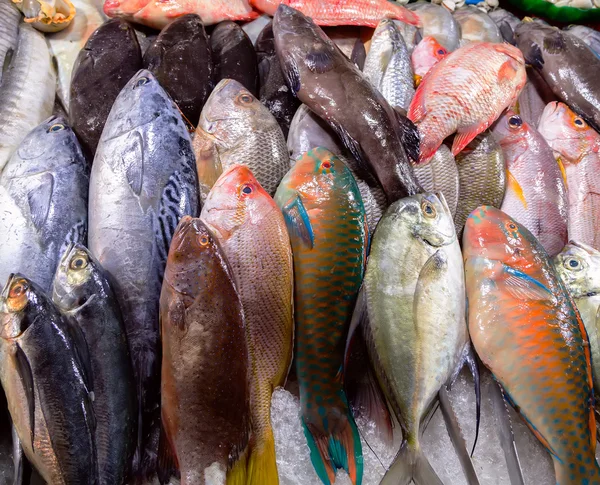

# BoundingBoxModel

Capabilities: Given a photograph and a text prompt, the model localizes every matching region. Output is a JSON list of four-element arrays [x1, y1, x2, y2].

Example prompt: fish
[[515, 22, 600, 132], [564, 25, 600, 58], [273, 5, 421, 203], [463, 206, 600, 484], [52, 244, 136, 485], [69, 19, 143, 158], [0, 275, 96, 484], [88, 69, 200, 479], [201, 165, 293, 485], [409, 42, 526, 164], [453, 6, 502, 46], [0, 0, 20, 85], [412, 144, 459, 217], [411, 36, 447, 85], [0, 116, 88, 292], [256, 21, 301, 137], [363, 19, 414, 112], [488, 8, 520, 32], [143, 14, 213, 127], [0, 24, 55, 172], [516, 68, 557, 128], [407, 1, 460, 51], [554, 242, 600, 400], [193, 79, 289, 201], [103, 0, 258, 30], [538, 101, 600, 251], [159, 216, 250, 485], [211, 21, 258, 97], [393, 20, 420, 54], [274, 147, 366, 485], [453, 132, 506, 236], [354, 192, 468, 485], [243, 14, 272, 45], [493, 111, 568, 257], [250, 0, 421, 27], [134, 25, 156, 55]]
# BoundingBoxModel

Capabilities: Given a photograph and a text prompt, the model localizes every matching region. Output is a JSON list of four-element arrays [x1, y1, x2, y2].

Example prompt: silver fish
[[0, 0, 20, 84], [393, 20, 420, 53], [0, 116, 88, 292], [407, 1, 461, 51], [454, 6, 502, 46], [88, 69, 199, 479], [564, 25, 600, 58]]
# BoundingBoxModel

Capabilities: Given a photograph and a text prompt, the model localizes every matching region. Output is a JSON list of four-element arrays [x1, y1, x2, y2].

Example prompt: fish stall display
[[2, 1, 600, 485]]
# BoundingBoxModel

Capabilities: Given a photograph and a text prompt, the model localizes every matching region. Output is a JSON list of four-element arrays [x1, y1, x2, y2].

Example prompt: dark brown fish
[[159, 216, 250, 485]]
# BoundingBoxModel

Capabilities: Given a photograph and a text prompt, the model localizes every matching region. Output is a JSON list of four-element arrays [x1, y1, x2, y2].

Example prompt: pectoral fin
[[501, 265, 553, 301], [14, 344, 35, 451], [281, 195, 314, 249]]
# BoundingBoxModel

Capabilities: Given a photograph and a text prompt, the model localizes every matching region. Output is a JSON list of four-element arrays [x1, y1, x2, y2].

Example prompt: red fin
[[408, 85, 427, 123], [452, 126, 486, 156]]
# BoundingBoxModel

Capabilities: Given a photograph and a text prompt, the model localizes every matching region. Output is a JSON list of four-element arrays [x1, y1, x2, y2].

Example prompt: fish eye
[[9, 280, 27, 299], [321, 160, 332, 169], [421, 201, 436, 218], [564, 257, 582, 271], [198, 235, 209, 246], [508, 116, 523, 129], [70, 254, 88, 271], [237, 93, 254, 105], [47, 123, 65, 133], [505, 221, 518, 231], [437, 48, 446, 55], [241, 184, 253, 195], [134, 76, 149, 88], [574, 117, 585, 127]]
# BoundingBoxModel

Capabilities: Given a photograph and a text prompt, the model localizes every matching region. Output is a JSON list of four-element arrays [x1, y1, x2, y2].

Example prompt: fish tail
[[381, 441, 443, 485], [247, 428, 279, 485], [226, 444, 249, 485], [302, 405, 363, 485]]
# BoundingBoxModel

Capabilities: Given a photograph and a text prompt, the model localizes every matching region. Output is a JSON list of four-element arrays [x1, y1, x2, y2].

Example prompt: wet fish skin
[[493, 111, 568, 257], [0, 116, 88, 292], [52, 244, 137, 485], [463, 206, 600, 484], [70, 19, 143, 158], [411, 35, 447, 83], [564, 24, 600, 58], [144, 14, 213, 127], [160, 216, 250, 485], [516, 68, 557, 128], [274, 5, 421, 203], [0, 24, 55, 172], [407, 1, 460, 51], [0, 0, 20, 85], [243, 14, 272, 45], [488, 8, 520, 32], [393, 20, 420, 54], [0, 275, 97, 485], [538, 101, 600, 251], [453, 6, 502, 46], [515, 22, 600, 132], [89, 69, 199, 480], [211, 21, 258, 97], [256, 21, 301, 137]]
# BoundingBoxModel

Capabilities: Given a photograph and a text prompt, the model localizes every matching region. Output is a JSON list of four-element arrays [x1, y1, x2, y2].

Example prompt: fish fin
[[345, 285, 366, 363], [499, 22, 516, 45], [157, 420, 179, 484], [408, 85, 427, 124], [439, 387, 481, 485], [506, 170, 527, 209], [452, 127, 484, 157], [11, 424, 23, 485], [543, 32, 566, 54], [14, 344, 35, 452], [306, 48, 334, 74], [394, 108, 420, 164], [2, 47, 14, 75], [124, 130, 144, 196], [227, 445, 249, 485], [381, 441, 442, 485], [64, 316, 94, 397], [351, 38, 366, 70], [27, 172, 54, 231], [501, 265, 553, 301], [464, 345, 481, 457], [247, 430, 278, 485], [556, 156, 568, 189], [281, 195, 314, 249], [280, 55, 301, 95], [329, 120, 368, 171], [525, 44, 544, 70]]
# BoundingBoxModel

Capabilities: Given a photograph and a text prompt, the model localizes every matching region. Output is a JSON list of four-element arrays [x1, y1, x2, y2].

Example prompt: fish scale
[[0, 0, 20, 84]]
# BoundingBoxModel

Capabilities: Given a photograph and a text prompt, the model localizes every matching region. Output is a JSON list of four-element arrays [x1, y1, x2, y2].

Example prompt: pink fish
[[103, 0, 258, 29], [411, 36, 447, 85], [408, 42, 526, 164], [250, 0, 420, 27]]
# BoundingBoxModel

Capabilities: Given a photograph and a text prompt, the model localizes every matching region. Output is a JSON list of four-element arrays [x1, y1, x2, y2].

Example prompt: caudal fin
[[226, 446, 249, 485], [381, 442, 443, 485], [247, 431, 279, 485]]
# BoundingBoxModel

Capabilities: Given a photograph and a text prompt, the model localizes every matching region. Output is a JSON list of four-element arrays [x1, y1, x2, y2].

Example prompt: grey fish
[[564, 25, 600, 58], [0, 275, 96, 485], [88, 69, 199, 479], [0, 116, 88, 292], [454, 132, 506, 236], [454, 6, 502, 46], [515, 22, 600, 132], [517, 69, 557, 127], [0, 24, 55, 172], [52, 244, 137, 485], [242, 13, 272, 45], [393, 20, 420, 53], [413, 144, 459, 217], [488, 8, 520, 31], [0, 0, 20, 84], [407, 1, 461, 51]]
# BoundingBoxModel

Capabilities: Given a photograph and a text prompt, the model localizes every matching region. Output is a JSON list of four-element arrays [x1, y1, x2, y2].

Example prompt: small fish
[[407, 1, 460, 51], [0, 0, 21, 85], [0, 275, 97, 485], [564, 24, 600, 58], [463, 206, 600, 485], [250, 0, 421, 27], [144, 14, 213, 127], [159, 216, 250, 485], [453, 6, 502, 46], [538, 101, 600, 251], [411, 36, 447, 85], [409, 42, 526, 163], [193, 79, 289, 201], [274, 147, 367, 485], [493, 111, 568, 257], [52, 244, 136, 485]]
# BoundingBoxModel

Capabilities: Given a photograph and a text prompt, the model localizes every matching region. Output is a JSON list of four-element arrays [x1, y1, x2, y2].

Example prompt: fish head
[[0, 275, 42, 341], [201, 165, 276, 240], [412, 36, 447, 79], [553, 242, 600, 298], [491, 111, 531, 162], [538, 102, 600, 163], [370, 19, 403, 55]]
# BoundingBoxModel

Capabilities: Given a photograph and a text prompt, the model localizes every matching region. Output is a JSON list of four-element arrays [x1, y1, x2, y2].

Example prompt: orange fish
[[463, 206, 600, 485], [411, 36, 447, 86]]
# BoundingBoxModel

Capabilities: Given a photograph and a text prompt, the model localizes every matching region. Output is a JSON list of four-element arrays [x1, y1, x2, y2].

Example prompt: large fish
[[463, 206, 600, 484], [515, 22, 600, 132], [406, 1, 460, 51], [159, 216, 250, 485], [0, 24, 55, 172], [409, 42, 526, 164], [201, 165, 293, 485], [52, 244, 136, 485], [0, 0, 20, 85], [493, 111, 568, 257], [273, 5, 421, 203], [193, 79, 288, 201], [143, 14, 213, 127], [0, 116, 88, 292], [70, 19, 143, 158], [453, 6, 502, 46], [411, 36, 447, 85], [274, 147, 366, 485], [538, 101, 600, 251], [354, 192, 468, 485], [89, 69, 199, 479], [0, 275, 96, 484]]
